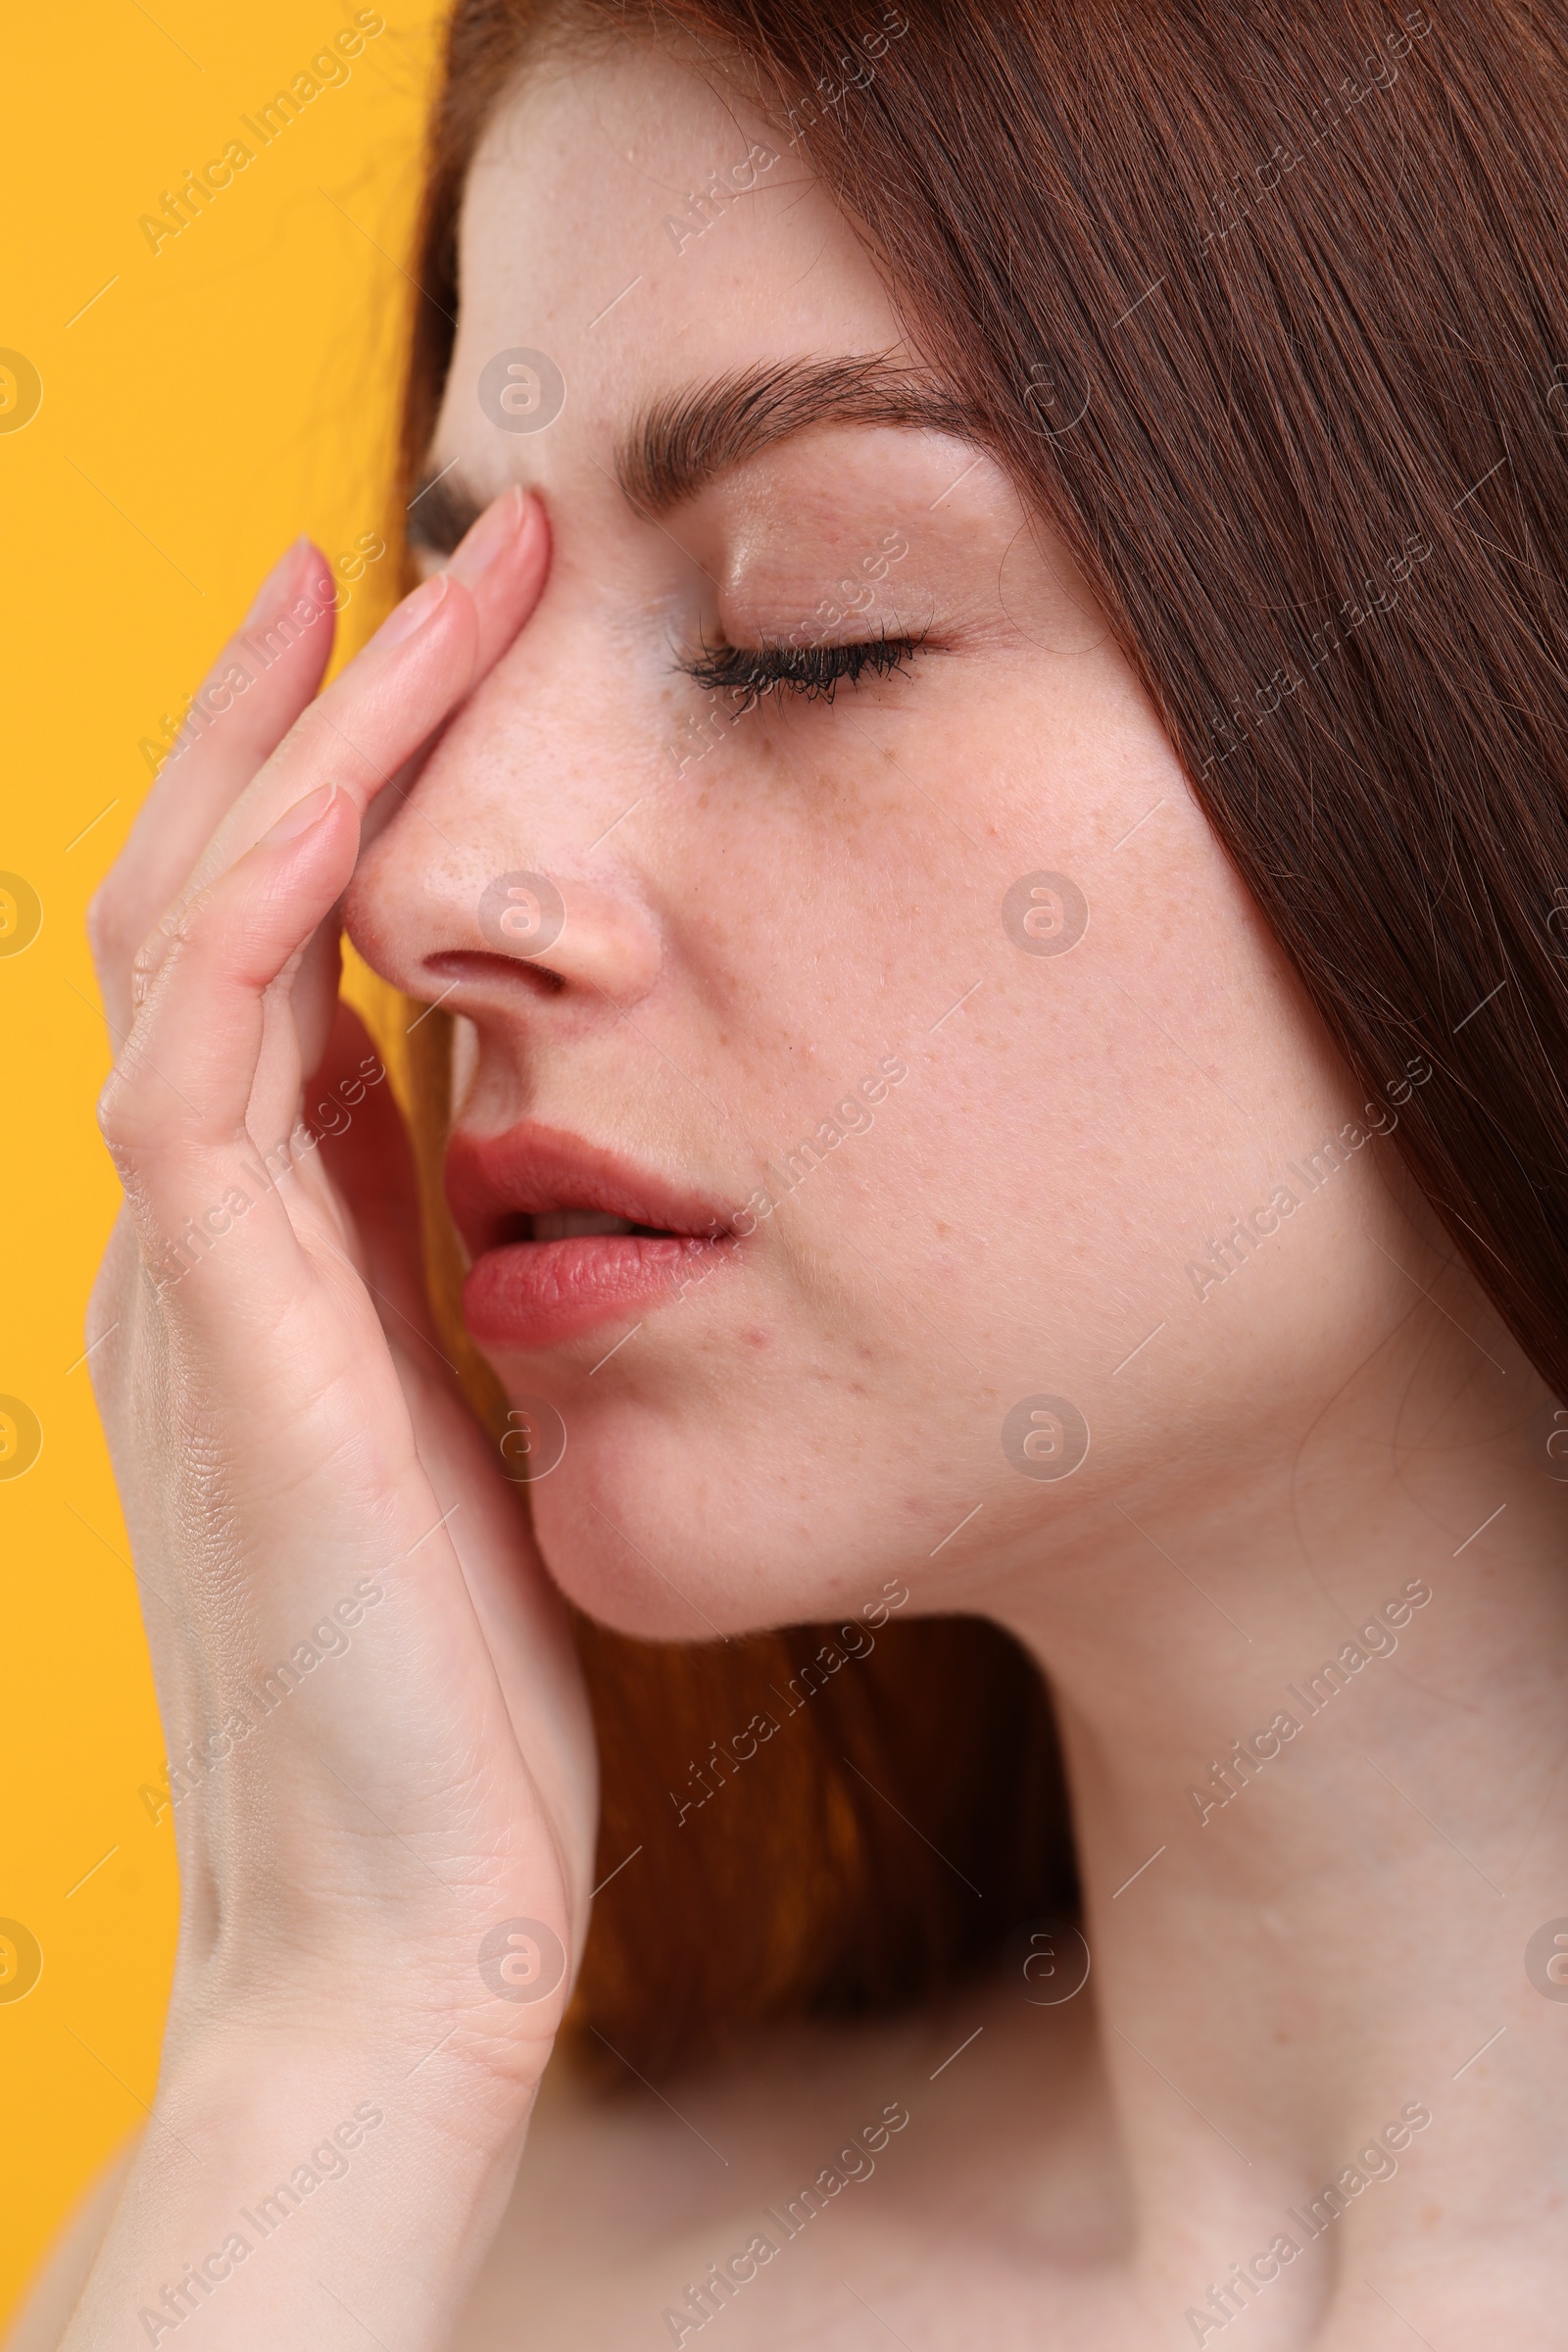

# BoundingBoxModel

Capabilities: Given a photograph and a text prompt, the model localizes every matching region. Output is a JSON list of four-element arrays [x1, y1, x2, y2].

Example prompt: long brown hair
[[390, 0, 1568, 2078]]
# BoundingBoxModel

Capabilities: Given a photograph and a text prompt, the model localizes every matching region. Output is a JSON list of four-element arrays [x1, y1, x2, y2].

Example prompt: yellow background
[[1, 1, 446, 2316]]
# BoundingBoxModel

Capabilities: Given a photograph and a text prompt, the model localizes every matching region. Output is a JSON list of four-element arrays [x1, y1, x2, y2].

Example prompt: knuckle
[[128, 911, 188, 1010], [95, 1066, 137, 1156], [128, 929, 164, 984], [90, 879, 189, 1008], [96, 1056, 161, 1161], [128, 930, 167, 1005]]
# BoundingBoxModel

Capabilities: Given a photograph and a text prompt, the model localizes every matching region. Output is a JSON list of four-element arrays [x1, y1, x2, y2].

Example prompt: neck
[[996, 1257, 1568, 2340]]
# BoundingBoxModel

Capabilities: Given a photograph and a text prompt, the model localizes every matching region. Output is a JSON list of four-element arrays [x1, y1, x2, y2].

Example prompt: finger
[[304, 1003, 468, 1388], [89, 540, 339, 1034], [285, 911, 350, 1087], [119, 565, 459, 1041], [191, 486, 548, 889], [124, 488, 549, 1036], [99, 783, 362, 1277], [356, 487, 546, 858]]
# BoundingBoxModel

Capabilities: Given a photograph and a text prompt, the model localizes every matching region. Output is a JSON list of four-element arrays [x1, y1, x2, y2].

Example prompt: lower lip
[[462, 1233, 730, 1351]]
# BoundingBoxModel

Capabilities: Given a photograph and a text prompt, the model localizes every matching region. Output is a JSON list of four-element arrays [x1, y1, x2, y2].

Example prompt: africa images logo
[[476, 1918, 567, 2005]]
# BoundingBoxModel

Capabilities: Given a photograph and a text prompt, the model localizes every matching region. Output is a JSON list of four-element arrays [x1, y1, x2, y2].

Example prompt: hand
[[84, 491, 596, 2120]]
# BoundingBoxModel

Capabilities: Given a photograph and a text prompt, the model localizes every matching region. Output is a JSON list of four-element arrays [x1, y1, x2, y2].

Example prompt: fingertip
[[446, 482, 537, 587], [243, 782, 361, 899], [513, 487, 551, 586], [506, 485, 551, 580], [467, 490, 551, 672], [244, 536, 313, 627], [261, 780, 342, 846], [301, 536, 337, 608], [370, 569, 453, 653]]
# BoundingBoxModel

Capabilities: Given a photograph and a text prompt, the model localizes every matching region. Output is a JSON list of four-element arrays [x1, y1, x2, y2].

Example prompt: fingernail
[[243, 535, 311, 627], [263, 781, 337, 844], [373, 570, 450, 650], [446, 484, 527, 588]]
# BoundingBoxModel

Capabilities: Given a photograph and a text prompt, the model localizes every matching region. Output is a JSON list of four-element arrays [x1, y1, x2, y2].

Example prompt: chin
[[519, 1409, 871, 1646], [521, 1445, 748, 1644]]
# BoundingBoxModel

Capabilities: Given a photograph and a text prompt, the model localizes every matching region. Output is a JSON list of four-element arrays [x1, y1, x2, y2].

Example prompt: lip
[[446, 1122, 739, 1351]]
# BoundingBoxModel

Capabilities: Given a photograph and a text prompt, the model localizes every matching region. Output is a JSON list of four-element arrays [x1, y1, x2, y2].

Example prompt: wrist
[[162, 1919, 567, 2127], [164, 1979, 558, 2141], [62, 2036, 533, 2352]]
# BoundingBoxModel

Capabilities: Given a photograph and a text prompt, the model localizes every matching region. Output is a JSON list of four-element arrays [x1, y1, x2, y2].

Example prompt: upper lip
[[445, 1122, 732, 1257]]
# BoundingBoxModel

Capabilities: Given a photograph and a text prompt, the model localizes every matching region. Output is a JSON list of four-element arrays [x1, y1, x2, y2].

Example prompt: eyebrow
[[616, 356, 977, 516], [406, 355, 979, 553]]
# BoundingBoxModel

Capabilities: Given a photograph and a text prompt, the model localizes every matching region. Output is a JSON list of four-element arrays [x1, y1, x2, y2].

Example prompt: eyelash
[[680, 627, 929, 708]]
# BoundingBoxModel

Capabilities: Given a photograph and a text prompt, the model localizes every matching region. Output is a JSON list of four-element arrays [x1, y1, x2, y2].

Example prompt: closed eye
[[678, 628, 929, 707]]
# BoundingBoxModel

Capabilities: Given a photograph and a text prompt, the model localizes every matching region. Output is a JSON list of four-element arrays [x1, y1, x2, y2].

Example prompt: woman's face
[[346, 34, 1422, 1638]]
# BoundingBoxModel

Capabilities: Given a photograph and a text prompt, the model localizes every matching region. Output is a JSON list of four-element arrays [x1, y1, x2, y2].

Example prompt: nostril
[[426, 950, 566, 997]]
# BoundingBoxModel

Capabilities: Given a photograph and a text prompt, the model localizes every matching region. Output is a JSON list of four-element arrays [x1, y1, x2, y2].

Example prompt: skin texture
[[26, 28, 1568, 2352]]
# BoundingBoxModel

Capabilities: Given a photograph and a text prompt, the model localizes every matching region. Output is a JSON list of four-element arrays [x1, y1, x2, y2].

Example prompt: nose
[[470, 865, 662, 1004], [345, 657, 666, 1018]]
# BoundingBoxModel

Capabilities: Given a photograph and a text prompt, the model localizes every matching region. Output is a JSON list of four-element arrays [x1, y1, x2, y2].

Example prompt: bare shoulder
[[454, 1971, 1125, 2351]]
